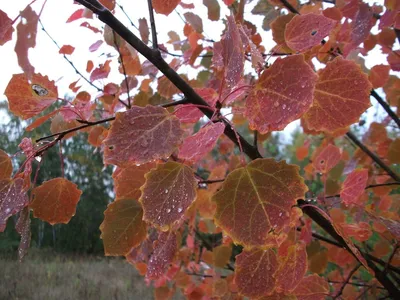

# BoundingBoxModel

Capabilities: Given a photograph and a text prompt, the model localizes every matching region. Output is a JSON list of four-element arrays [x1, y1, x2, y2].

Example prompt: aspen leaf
[[90, 60, 111, 82], [313, 144, 341, 174], [340, 169, 368, 206], [0, 9, 14, 46], [59, 45, 75, 55], [16, 206, 31, 261], [369, 65, 390, 88], [271, 14, 295, 53], [203, 0, 220, 21], [100, 199, 147, 256], [139, 162, 197, 229], [103, 105, 183, 166], [152, 0, 181, 16], [184, 12, 203, 33], [245, 55, 317, 133], [388, 138, 400, 164], [0, 149, 12, 180], [5, 73, 58, 119], [89, 40, 103, 52], [303, 57, 372, 133], [285, 13, 336, 52], [0, 178, 29, 232], [292, 274, 329, 300], [113, 162, 157, 200], [178, 122, 225, 163], [235, 248, 278, 298], [138, 18, 149, 44], [147, 231, 178, 279], [213, 159, 307, 248], [30, 178, 82, 225]]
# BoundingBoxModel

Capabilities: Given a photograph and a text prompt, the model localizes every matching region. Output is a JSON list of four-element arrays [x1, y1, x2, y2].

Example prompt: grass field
[[0, 249, 155, 300]]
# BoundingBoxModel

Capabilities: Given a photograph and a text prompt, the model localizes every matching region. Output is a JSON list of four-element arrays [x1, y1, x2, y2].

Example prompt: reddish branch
[[333, 264, 361, 299]]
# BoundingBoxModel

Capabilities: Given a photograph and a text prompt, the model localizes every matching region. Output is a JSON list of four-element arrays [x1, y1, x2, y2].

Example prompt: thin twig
[[328, 280, 385, 289], [371, 90, 400, 128], [198, 179, 225, 184], [280, 0, 299, 14], [325, 181, 400, 200], [384, 244, 399, 274], [38, 19, 102, 92], [116, 3, 139, 30], [147, 0, 158, 49], [333, 264, 361, 299]]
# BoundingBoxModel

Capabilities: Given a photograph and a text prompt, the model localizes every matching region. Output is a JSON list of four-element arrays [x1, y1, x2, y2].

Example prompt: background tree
[[0, 0, 400, 299]]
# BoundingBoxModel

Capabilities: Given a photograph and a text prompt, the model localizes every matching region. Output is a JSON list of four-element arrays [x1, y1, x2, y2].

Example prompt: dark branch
[[147, 0, 158, 49], [280, 0, 299, 14], [333, 264, 361, 299], [371, 90, 400, 128]]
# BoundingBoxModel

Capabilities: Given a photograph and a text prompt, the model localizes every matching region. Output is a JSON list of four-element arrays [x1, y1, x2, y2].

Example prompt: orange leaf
[[152, 0, 181, 16], [30, 178, 82, 225], [313, 144, 341, 174], [59, 44, 75, 55], [271, 14, 295, 53], [0, 149, 12, 180], [369, 64, 390, 88], [235, 248, 278, 298], [0, 178, 29, 232], [113, 162, 157, 200], [292, 274, 329, 300], [139, 162, 197, 229], [5, 73, 58, 119], [103, 105, 183, 166], [100, 199, 147, 256], [245, 55, 317, 133], [88, 126, 107, 147], [303, 57, 372, 133], [388, 138, 400, 164], [213, 159, 307, 248], [340, 169, 368, 206]]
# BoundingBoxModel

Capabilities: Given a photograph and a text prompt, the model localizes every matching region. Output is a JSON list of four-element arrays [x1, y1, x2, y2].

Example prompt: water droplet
[[274, 101, 279, 107], [282, 104, 287, 110], [166, 208, 171, 213], [279, 212, 282, 217], [178, 207, 183, 213], [165, 189, 168, 194]]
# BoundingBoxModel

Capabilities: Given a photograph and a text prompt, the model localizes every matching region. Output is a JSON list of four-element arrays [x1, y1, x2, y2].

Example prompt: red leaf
[[15, 5, 38, 79], [138, 18, 149, 44], [147, 231, 177, 279], [89, 40, 103, 52], [313, 144, 341, 174], [103, 105, 183, 166], [100, 199, 147, 256], [292, 274, 329, 300], [340, 169, 368, 206], [59, 44, 75, 55], [86, 60, 94, 73], [235, 248, 278, 298], [245, 55, 317, 133], [152, 0, 181, 16], [213, 159, 307, 247], [30, 178, 82, 225], [16, 207, 31, 261], [0, 149, 12, 180], [303, 57, 372, 133], [5, 73, 58, 119], [275, 243, 308, 293], [0, 9, 14, 46], [0, 178, 29, 232], [184, 12, 203, 33], [90, 60, 111, 82], [66, 8, 92, 23], [369, 64, 391, 88], [80, 21, 101, 33], [178, 122, 225, 163], [139, 162, 197, 229], [285, 13, 336, 52], [341, 222, 372, 242]]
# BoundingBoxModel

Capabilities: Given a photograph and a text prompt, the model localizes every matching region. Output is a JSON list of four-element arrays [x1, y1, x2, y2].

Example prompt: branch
[[371, 90, 400, 128], [329, 280, 385, 289], [324, 181, 400, 200], [198, 178, 225, 184], [147, 0, 158, 49], [333, 264, 361, 299], [346, 132, 400, 182], [113, 30, 131, 108], [39, 19, 102, 92], [280, 0, 299, 14], [75, 0, 262, 160]]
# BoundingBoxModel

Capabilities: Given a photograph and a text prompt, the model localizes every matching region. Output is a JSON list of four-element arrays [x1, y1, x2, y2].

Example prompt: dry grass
[[0, 249, 154, 300]]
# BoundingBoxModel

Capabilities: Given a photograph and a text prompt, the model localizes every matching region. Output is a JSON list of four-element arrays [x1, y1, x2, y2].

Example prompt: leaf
[[313, 144, 341, 174], [235, 248, 278, 298], [203, 0, 220, 21], [16, 206, 31, 261], [303, 57, 372, 133], [59, 45, 75, 55], [341, 222, 372, 242], [0, 178, 29, 232], [113, 162, 157, 200], [89, 40, 103, 52], [119, 44, 141, 76], [245, 55, 317, 133], [90, 60, 111, 82], [213, 159, 307, 248], [103, 105, 183, 166], [0, 9, 14, 46], [284, 13, 336, 52], [388, 138, 400, 164], [138, 18, 149, 44], [0, 149, 12, 180], [147, 231, 178, 279], [292, 274, 329, 300], [15, 5, 38, 79], [275, 243, 308, 293], [184, 12, 203, 33], [139, 162, 197, 229], [100, 199, 147, 256], [30, 178, 82, 225], [178, 122, 225, 163], [5, 73, 58, 119], [340, 169, 368, 206], [66, 8, 92, 23], [271, 13, 295, 53], [369, 65, 390, 88], [152, 0, 181, 16]]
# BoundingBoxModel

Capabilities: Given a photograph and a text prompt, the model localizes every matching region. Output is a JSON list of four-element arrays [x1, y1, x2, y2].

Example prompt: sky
[[0, 0, 395, 141]]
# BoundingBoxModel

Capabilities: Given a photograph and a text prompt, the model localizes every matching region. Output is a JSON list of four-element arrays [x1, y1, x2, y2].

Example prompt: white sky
[[0, 0, 395, 140]]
